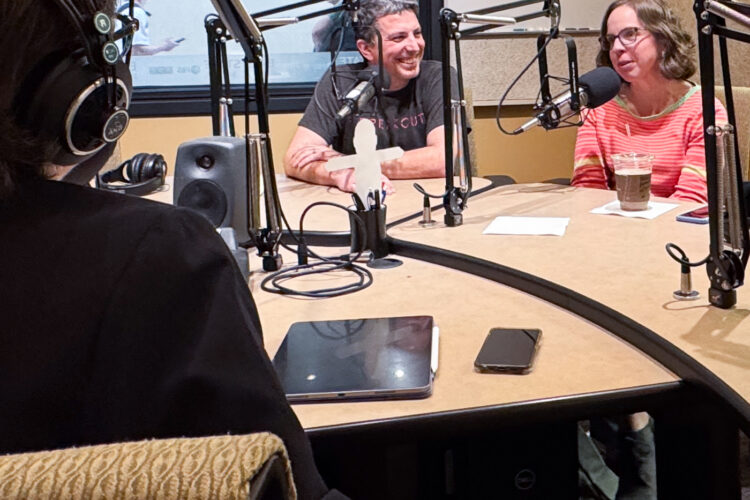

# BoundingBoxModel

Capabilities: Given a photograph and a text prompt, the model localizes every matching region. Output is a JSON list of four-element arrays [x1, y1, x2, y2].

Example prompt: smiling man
[[284, 0, 455, 193]]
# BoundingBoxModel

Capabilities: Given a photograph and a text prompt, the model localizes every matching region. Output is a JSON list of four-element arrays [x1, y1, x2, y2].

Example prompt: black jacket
[[0, 179, 336, 500]]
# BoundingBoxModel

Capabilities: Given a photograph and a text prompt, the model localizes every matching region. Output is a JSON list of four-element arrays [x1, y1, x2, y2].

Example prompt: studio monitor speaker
[[174, 136, 251, 245]]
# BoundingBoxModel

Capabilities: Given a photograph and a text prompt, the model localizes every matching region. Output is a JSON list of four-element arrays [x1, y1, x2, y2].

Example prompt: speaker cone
[[176, 179, 228, 227]]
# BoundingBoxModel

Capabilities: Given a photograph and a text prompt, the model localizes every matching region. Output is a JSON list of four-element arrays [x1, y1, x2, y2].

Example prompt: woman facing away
[[0, 1, 347, 498], [572, 0, 727, 204]]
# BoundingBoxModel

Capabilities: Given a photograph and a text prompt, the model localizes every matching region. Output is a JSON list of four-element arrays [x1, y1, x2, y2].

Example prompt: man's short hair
[[353, 0, 419, 44]]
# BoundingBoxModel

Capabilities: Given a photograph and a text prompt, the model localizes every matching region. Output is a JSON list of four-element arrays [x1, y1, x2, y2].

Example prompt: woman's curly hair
[[596, 0, 696, 81]]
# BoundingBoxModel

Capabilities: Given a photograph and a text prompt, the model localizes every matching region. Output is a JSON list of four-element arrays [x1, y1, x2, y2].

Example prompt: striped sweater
[[572, 86, 727, 203]]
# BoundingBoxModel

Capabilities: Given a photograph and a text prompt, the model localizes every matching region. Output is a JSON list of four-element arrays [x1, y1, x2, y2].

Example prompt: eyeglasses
[[599, 26, 648, 51]]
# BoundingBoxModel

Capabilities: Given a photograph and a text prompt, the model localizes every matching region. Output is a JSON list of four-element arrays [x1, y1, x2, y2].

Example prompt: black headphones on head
[[96, 152, 167, 196], [13, 0, 138, 166]]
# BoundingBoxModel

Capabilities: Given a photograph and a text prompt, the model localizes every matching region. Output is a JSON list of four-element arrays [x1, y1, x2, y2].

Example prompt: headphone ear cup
[[138, 154, 156, 181], [16, 50, 132, 166], [140, 153, 167, 182], [127, 153, 146, 182]]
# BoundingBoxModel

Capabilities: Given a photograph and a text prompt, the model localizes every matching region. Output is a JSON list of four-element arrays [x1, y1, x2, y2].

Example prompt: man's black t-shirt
[[299, 60, 457, 155]]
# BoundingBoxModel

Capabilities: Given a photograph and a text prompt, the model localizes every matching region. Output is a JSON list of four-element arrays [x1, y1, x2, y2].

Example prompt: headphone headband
[[53, 0, 107, 70], [97, 153, 167, 196]]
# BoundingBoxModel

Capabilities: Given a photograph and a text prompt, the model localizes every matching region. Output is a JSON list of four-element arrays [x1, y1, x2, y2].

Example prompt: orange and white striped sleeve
[[670, 98, 727, 203], [571, 108, 608, 190]]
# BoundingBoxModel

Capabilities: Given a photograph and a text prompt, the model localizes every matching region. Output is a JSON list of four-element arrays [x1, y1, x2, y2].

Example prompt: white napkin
[[483, 216, 570, 236], [590, 200, 678, 219]]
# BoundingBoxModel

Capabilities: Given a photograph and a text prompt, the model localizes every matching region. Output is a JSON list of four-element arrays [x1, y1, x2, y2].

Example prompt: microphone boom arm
[[210, 0, 362, 269], [533, 32, 581, 130], [437, 8, 502, 227], [211, 0, 284, 270], [433, 2, 556, 226], [459, 0, 555, 37], [689, 0, 750, 308], [205, 15, 235, 137]]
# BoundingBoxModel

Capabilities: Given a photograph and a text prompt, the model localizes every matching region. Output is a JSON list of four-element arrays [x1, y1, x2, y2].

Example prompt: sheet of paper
[[590, 201, 678, 219], [483, 216, 570, 236]]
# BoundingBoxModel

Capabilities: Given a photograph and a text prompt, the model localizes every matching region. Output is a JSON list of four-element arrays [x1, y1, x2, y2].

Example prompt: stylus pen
[[431, 326, 440, 375]]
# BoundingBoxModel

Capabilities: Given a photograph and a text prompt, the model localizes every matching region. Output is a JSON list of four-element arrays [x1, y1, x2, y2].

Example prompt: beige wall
[[472, 106, 578, 183], [119, 114, 302, 177], [119, 107, 576, 184]]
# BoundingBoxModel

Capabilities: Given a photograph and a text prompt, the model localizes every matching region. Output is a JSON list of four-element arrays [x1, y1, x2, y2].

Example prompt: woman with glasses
[[572, 0, 726, 203]]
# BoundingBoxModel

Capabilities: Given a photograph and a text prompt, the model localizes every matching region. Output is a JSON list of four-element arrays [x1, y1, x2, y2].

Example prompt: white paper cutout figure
[[325, 119, 403, 208]]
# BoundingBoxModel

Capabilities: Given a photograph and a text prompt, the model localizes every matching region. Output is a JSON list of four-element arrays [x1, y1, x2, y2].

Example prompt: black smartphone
[[474, 328, 542, 374], [174, 37, 186, 43], [676, 205, 709, 224]]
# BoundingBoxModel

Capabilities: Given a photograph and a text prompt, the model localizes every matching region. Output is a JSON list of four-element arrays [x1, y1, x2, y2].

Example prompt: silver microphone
[[336, 80, 376, 121], [335, 68, 390, 121], [514, 66, 621, 133]]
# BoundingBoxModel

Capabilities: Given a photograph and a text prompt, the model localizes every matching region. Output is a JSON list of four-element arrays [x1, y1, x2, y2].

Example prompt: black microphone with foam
[[513, 66, 622, 134], [336, 68, 390, 121]]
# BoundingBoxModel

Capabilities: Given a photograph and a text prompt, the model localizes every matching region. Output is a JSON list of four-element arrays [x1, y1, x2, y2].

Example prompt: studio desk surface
[[148, 176, 749, 431], [271, 175, 478, 231], [249, 177, 683, 431], [385, 182, 750, 427]]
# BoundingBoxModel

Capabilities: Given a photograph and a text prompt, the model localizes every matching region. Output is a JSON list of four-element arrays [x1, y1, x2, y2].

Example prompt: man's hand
[[381, 175, 394, 195], [288, 144, 342, 170], [283, 126, 401, 193], [161, 38, 181, 52], [330, 168, 355, 192], [378, 126, 446, 179]]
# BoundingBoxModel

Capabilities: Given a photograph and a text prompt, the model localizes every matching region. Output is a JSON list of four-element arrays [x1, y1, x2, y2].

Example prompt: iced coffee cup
[[611, 153, 653, 211]]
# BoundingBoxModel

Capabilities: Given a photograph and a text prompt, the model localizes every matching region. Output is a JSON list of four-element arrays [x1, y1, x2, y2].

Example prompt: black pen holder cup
[[349, 205, 389, 259]]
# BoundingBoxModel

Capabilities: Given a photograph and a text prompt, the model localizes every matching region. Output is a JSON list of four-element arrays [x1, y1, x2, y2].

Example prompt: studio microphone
[[336, 68, 390, 121], [513, 66, 621, 134]]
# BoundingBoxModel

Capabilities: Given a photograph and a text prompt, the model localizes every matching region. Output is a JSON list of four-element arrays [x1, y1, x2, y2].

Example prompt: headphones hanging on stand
[[96, 152, 167, 196], [12, 0, 138, 167]]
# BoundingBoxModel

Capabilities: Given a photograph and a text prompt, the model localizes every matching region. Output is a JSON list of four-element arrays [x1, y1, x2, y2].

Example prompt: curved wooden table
[[387, 183, 750, 427]]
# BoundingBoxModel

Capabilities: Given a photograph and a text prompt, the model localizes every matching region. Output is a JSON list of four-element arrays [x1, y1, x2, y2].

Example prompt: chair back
[[0, 432, 296, 500]]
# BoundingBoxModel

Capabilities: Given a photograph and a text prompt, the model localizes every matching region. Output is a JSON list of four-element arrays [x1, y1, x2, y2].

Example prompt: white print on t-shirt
[[368, 113, 426, 131], [326, 119, 403, 207]]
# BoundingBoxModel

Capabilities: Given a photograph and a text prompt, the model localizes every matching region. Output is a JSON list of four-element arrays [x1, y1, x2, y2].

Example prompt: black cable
[[315, 68, 359, 121], [311, 319, 365, 340], [665, 242, 709, 268], [261, 201, 374, 298], [314, 14, 360, 121], [495, 17, 561, 135], [329, 12, 353, 99], [262, 38, 270, 110]]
